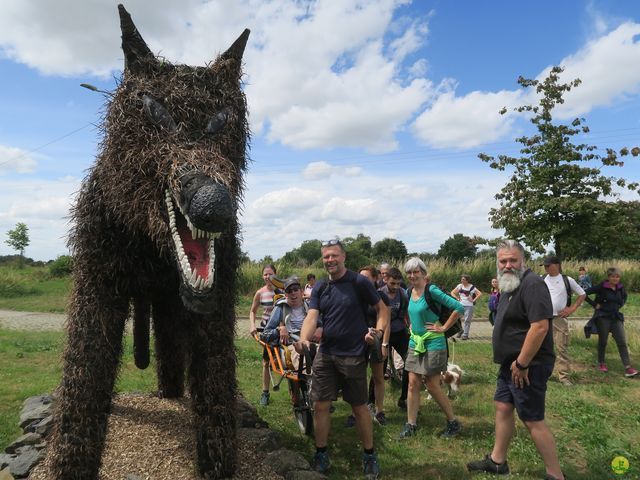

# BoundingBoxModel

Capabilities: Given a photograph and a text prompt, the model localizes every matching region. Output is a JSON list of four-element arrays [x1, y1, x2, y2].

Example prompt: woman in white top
[[249, 264, 280, 406], [451, 274, 482, 340]]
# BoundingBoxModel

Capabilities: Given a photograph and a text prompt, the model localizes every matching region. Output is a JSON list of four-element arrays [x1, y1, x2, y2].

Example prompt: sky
[[0, 0, 639, 262]]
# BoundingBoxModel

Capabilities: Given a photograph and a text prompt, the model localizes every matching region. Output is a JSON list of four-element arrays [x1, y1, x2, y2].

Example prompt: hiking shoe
[[461, 336, 469, 341], [259, 391, 270, 406], [374, 411, 387, 426], [363, 452, 380, 480], [345, 414, 356, 428], [625, 367, 639, 378], [440, 419, 461, 438], [311, 450, 330, 473], [397, 398, 407, 410], [598, 363, 608, 373], [467, 454, 510, 474], [398, 422, 418, 439]]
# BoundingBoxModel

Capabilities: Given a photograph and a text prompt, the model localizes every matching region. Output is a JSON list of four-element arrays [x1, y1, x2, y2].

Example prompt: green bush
[[48, 255, 73, 278]]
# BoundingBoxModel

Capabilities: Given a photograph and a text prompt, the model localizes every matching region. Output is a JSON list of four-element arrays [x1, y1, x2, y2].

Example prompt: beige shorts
[[404, 346, 447, 376]]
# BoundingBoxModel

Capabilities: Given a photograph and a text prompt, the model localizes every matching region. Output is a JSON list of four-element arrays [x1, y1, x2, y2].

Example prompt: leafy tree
[[437, 233, 477, 262], [342, 233, 372, 270], [5, 222, 30, 267], [479, 66, 639, 257], [561, 201, 640, 259], [282, 239, 322, 266], [372, 238, 408, 262]]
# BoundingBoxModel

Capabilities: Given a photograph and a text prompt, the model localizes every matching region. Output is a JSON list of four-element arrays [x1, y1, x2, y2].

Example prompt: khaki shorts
[[404, 346, 447, 376], [311, 351, 368, 406]]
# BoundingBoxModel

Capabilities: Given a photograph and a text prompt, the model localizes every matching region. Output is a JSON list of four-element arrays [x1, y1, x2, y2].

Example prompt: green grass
[[0, 329, 157, 449], [0, 265, 70, 312], [238, 332, 640, 480], [2, 327, 639, 479]]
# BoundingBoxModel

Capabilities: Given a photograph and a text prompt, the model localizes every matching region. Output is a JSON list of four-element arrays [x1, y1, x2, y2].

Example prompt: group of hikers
[[248, 240, 636, 480]]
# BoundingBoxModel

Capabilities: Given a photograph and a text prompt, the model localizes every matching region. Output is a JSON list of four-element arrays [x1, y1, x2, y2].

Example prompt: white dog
[[426, 363, 464, 399]]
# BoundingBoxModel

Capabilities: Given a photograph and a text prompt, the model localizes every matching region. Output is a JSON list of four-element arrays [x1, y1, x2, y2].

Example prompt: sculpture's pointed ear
[[118, 4, 155, 71], [220, 29, 250, 62]]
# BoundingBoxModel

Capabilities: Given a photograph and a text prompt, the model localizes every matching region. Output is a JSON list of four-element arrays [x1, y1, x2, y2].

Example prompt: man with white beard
[[468, 240, 565, 480]]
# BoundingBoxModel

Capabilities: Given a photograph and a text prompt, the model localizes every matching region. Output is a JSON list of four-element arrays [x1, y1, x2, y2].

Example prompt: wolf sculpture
[[45, 5, 249, 479]]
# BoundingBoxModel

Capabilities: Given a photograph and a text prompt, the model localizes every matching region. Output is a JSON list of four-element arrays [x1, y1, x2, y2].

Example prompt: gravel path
[[2, 309, 595, 341]]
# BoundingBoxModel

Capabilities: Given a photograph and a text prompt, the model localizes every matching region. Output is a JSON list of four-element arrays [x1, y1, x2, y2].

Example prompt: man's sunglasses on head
[[322, 239, 342, 248]]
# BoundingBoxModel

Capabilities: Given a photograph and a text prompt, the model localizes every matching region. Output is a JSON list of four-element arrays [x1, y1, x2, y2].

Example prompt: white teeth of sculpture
[[165, 188, 219, 290]]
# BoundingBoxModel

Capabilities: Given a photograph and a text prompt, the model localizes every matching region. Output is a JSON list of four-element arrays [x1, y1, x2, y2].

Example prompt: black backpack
[[408, 283, 462, 338]]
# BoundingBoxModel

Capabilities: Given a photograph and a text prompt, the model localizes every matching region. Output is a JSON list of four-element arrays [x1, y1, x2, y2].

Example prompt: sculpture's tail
[[133, 298, 150, 369]]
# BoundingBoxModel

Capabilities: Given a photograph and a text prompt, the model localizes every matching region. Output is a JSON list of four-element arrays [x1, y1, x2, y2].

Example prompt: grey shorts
[[404, 346, 447, 376], [311, 351, 368, 406]]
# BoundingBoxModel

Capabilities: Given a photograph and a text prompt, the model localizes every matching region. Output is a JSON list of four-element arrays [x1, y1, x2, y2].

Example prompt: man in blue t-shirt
[[298, 239, 389, 480]]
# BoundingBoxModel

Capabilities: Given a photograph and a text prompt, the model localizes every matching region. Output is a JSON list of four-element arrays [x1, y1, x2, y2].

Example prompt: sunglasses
[[286, 286, 301, 293], [321, 239, 342, 248]]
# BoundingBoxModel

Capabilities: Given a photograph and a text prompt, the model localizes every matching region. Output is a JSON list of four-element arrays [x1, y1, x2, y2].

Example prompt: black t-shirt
[[492, 269, 555, 366], [309, 270, 381, 356], [380, 285, 407, 333]]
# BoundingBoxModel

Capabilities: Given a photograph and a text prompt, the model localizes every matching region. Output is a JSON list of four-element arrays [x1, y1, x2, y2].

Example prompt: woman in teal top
[[399, 257, 465, 440]]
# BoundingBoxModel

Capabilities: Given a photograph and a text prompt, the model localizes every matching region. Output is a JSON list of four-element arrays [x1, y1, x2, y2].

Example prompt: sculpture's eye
[[205, 109, 228, 135], [142, 94, 177, 132]]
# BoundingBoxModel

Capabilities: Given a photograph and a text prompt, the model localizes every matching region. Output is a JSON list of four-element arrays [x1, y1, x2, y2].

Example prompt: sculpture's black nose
[[180, 174, 234, 232]]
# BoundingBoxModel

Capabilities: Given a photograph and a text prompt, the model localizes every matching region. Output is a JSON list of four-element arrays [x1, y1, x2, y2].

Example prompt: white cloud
[[247, 187, 319, 219], [0, 145, 38, 174], [0, 0, 435, 152], [239, 162, 509, 261], [412, 88, 523, 149], [0, 177, 79, 260], [553, 22, 640, 118], [411, 21, 640, 149], [408, 59, 428, 79], [302, 161, 363, 180], [320, 197, 379, 224], [0, 0, 210, 77]]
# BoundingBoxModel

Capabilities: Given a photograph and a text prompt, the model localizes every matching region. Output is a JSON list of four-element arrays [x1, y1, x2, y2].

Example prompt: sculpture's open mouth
[[165, 189, 220, 292]]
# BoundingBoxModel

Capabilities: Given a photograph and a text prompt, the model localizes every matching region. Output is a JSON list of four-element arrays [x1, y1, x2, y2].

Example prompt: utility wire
[[0, 123, 94, 169]]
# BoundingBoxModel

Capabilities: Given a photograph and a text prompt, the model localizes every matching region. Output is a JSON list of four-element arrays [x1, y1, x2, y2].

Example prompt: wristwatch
[[515, 359, 529, 370], [382, 343, 389, 348]]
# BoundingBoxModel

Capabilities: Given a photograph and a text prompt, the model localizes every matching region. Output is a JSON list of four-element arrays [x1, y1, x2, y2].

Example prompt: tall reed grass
[[237, 258, 640, 295], [0, 271, 38, 297]]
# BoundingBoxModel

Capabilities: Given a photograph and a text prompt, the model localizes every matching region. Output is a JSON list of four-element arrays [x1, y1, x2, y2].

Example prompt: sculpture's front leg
[[47, 289, 128, 479], [189, 312, 237, 479]]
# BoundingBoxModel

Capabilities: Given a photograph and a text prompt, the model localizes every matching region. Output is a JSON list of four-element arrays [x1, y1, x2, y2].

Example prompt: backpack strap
[[423, 283, 442, 316], [408, 284, 442, 315], [317, 272, 370, 321], [543, 273, 572, 307], [399, 288, 408, 316], [562, 275, 572, 307]]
